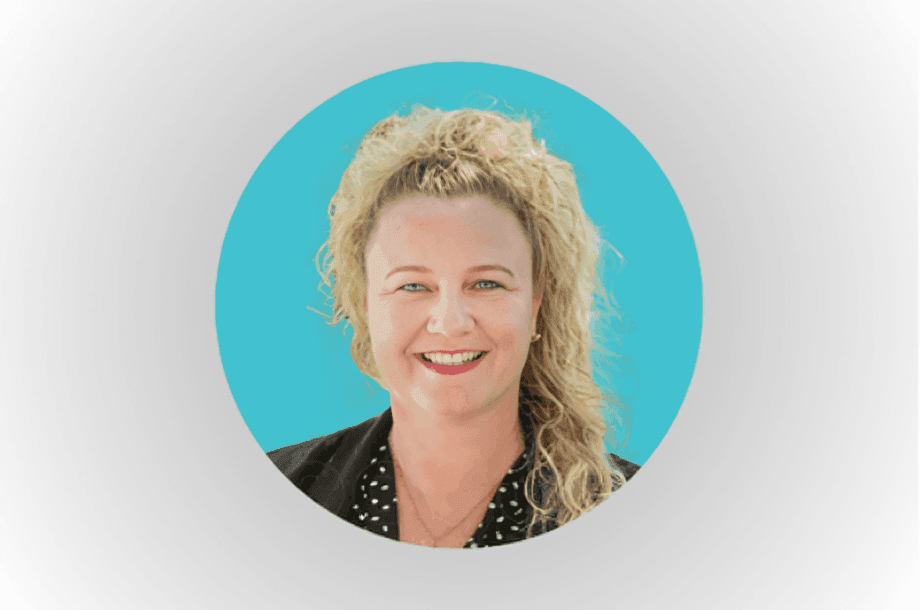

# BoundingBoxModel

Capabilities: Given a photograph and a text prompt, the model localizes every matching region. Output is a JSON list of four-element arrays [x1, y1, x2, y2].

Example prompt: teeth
[[421, 351, 484, 365]]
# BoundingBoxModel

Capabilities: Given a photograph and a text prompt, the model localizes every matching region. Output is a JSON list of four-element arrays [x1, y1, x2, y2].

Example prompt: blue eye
[[398, 281, 504, 292], [474, 280, 504, 290]]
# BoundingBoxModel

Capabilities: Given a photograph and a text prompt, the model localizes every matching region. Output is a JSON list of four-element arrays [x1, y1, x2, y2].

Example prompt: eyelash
[[399, 280, 504, 292]]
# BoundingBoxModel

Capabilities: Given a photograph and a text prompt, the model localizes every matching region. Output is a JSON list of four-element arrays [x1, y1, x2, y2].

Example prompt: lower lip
[[417, 353, 487, 376]]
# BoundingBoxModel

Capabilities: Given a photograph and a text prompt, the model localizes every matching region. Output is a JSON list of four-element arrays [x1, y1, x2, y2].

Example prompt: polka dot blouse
[[348, 430, 537, 548]]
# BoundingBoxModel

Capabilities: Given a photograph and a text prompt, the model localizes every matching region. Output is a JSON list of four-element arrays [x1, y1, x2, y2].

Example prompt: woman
[[268, 105, 639, 548]]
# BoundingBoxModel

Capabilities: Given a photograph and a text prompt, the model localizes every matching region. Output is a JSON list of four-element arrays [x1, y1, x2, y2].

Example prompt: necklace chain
[[390, 425, 520, 548], [391, 452, 502, 548]]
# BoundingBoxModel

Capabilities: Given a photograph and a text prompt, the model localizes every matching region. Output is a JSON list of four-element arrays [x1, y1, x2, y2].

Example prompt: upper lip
[[416, 349, 488, 355]]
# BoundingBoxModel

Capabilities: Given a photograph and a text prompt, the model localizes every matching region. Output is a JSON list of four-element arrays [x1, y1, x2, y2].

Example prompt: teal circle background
[[216, 62, 701, 466]]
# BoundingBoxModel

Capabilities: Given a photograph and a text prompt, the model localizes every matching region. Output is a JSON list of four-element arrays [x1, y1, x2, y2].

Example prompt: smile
[[416, 352, 488, 376]]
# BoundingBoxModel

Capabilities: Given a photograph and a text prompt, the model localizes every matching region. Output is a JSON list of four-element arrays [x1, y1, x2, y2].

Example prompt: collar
[[347, 400, 550, 545], [295, 399, 544, 524]]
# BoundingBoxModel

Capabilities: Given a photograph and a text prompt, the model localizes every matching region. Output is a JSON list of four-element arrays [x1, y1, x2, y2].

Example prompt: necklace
[[391, 452, 503, 548], [390, 422, 521, 548]]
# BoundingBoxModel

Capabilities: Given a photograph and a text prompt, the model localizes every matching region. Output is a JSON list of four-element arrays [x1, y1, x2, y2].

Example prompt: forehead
[[365, 195, 532, 278], [372, 194, 525, 244]]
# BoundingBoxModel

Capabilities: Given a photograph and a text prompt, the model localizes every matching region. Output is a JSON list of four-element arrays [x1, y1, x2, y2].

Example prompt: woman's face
[[364, 194, 541, 420]]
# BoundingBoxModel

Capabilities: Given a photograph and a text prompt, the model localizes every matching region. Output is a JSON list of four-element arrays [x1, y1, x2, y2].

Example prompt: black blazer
[[268, 406, 640, 538]]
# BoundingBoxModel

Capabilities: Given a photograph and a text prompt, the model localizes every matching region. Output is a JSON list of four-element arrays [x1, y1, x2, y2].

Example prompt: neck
[[389, 390, 524, 484]]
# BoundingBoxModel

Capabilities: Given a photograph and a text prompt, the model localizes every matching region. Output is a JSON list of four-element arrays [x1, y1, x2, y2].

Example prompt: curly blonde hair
[[313, 105, 627, 533]]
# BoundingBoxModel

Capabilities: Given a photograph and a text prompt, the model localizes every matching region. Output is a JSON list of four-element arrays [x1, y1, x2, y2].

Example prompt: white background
[[1, 1, 916, 608]]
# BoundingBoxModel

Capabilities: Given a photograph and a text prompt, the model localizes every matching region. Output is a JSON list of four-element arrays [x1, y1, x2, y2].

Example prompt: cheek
[[496, 297, 534, 332], [370, 301, 415, 354], [488, 305, 533, 350]]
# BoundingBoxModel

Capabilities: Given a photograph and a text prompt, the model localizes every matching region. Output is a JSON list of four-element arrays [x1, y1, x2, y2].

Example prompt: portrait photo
[[216, 62, 703, 548]]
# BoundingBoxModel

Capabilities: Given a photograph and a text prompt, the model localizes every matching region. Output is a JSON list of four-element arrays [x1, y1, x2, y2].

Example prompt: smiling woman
[[267, 106, 640, 548]]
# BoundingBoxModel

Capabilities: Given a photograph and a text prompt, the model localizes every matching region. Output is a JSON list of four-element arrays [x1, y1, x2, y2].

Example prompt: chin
[[411, 389, 483, 417]]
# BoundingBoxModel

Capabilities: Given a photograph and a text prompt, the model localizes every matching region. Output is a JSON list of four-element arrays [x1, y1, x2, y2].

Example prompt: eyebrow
[[385, 264, 515, 280]]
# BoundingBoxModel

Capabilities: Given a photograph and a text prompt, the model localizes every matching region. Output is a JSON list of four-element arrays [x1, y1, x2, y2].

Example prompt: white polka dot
[[383, 505, 389, 510], [360, 485, 364, 491], [363, 494, 367, 498], [496, 516, 504, 523], [499, 487, 506, 493], [488, 502, 496, 509], [370, 481, 378, 486], [381, 485, 389, 491], [509, 500, 518, 506], [379, 466, 386, 473], [359, 514, 365, 521], [371, 516, 379, 521], [371, 457, 377, 464], [362, 474, 367, 480], [379, 446, 386, 451], [382, 525, 388, 532], [353, 504, 358, 510], [496, 532, 502, 540], [510, 526, 518, 531], [371, 498, 378, 504], [470, 543, 478, 548], [512, 481, 519, 489]]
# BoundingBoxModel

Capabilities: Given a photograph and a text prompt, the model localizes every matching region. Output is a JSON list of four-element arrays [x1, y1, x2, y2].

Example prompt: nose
[[427, 287, 474, 337]]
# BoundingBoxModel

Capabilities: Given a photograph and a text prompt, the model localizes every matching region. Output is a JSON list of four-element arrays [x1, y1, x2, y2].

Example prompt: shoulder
[[267, 416, 378, 476], [609, 453, 641, 481], [265, 410, 393, 500]]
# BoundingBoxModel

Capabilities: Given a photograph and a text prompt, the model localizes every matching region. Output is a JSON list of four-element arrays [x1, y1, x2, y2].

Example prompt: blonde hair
[[314, 105, 628, 533]]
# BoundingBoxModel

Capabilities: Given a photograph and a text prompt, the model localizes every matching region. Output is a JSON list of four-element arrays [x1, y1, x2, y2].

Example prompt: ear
[[531, 290, 542, 333]]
